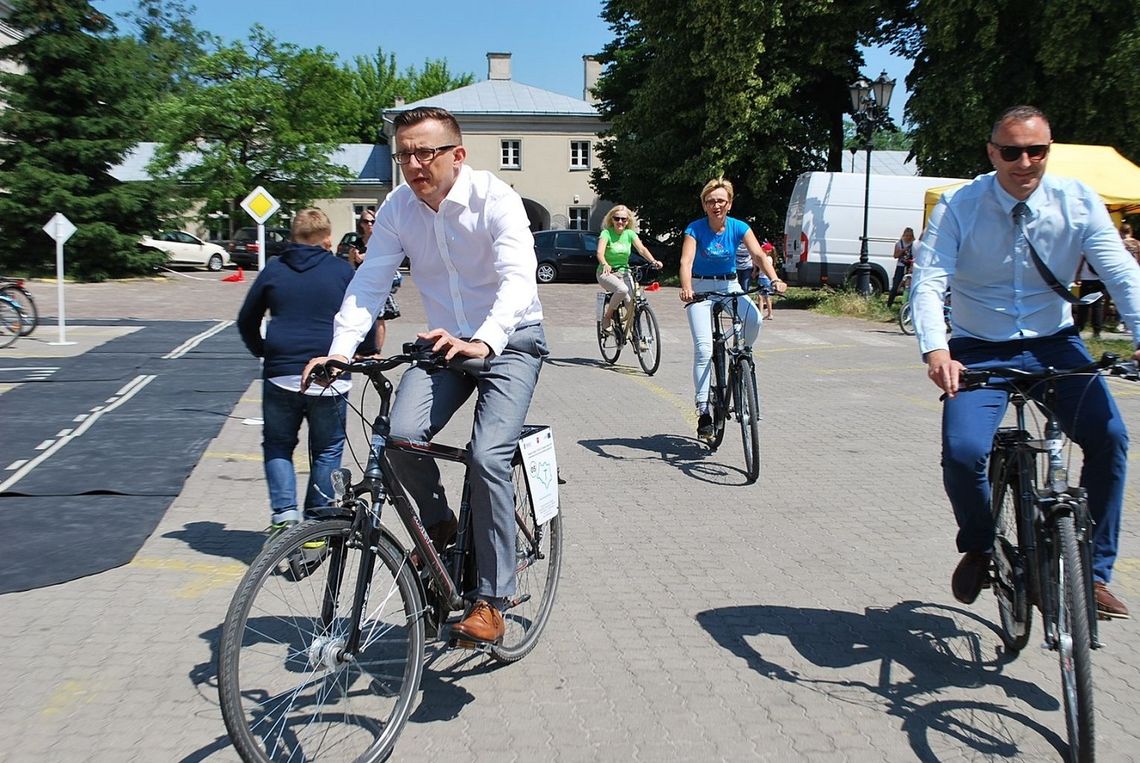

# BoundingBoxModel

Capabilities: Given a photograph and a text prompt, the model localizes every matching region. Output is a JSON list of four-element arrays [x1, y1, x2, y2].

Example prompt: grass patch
[[790, 287, 897, 323], [1085, 333, 1134, 360]]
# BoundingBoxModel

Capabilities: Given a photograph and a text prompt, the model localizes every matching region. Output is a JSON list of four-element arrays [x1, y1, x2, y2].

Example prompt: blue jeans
[[942, 330, 1128, 583], [262, 381, 347, 524], [384, 324, 548, 599]]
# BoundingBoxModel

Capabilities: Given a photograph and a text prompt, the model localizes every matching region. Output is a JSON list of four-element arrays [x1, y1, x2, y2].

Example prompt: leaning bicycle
[[963, 354, 1138, 763], [690, 284, 770, 483], [597, 262, 663, 375], [0, 290, 25, 348], [1, 278, 37, 337], [218, 346, 563, 762]]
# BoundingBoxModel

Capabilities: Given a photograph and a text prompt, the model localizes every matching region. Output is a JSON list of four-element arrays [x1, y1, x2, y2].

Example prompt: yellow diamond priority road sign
[[240, 186, 280, 225]]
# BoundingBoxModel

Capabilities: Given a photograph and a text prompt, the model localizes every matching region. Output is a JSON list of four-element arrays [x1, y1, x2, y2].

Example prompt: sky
[[94, 0, 912, 125]]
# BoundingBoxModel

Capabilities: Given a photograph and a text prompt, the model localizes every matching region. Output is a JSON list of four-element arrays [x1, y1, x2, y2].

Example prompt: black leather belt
[[694, 273, 734, 281]]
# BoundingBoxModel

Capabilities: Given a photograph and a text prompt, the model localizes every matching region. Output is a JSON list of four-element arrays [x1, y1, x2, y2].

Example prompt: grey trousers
[[387, 324, 547, 599]]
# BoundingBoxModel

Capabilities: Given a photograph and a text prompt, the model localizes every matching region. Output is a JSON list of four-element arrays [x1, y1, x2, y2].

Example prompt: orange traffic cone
[[645, 281, 661, 292], [222, 267, 244, 283]]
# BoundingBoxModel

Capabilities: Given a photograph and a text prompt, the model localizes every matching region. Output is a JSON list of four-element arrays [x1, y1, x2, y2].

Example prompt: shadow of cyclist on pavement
[[580, 433, 754, 485], [162, 520, 264, 565], [696, 600, 1066, 760]]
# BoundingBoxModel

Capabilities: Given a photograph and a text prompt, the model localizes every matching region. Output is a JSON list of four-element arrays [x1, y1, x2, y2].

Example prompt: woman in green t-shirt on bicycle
[[596, 205, 662, 333]]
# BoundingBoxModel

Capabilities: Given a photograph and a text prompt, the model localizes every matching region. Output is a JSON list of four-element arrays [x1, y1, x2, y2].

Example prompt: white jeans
[[686, 278, 762, 408]]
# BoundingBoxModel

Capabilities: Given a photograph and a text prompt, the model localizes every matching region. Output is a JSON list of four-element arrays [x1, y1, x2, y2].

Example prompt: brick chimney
[[583, 55, 601, 104], [487, 52, 511, 81]]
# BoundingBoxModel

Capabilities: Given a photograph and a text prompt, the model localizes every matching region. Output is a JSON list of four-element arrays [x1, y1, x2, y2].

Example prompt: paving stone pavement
[[2, 272, 1140, 761]]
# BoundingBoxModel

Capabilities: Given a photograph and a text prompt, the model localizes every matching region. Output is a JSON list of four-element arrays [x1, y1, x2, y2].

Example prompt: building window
[[570, 141, 591, 170], [501, 139, 521, 169], [569, 207, 590, 230]]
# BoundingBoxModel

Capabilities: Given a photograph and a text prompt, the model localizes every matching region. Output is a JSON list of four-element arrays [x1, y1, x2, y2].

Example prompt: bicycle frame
[[320, 355, 548, 643], [991, 381, 1100, 648], [708, 290, 760, 422]]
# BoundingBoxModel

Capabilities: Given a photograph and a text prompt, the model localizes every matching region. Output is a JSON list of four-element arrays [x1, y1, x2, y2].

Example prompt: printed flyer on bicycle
[[518, 426, 558, 524]]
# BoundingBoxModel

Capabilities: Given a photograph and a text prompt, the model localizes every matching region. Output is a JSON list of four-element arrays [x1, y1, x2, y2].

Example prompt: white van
[[782, 171, 970, 292]]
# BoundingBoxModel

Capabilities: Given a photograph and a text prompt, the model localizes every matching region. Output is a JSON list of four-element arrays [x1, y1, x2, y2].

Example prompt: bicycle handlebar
[[688, 282, 775, 303], [313, 343, 490, 383], [958, 353, 1140, 391]]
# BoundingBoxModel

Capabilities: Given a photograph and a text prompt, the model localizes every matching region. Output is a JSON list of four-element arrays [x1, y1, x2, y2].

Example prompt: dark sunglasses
[[990, 143, 1049, 162], [612, 216, 628, 222]]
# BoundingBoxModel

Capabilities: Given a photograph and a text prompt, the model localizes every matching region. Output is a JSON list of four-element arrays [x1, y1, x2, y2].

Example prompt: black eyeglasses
[[392, 145, 458, 165], [990, 143, 1050, 163], [612, 216, 628, 222], [359, 218, 375, 225]]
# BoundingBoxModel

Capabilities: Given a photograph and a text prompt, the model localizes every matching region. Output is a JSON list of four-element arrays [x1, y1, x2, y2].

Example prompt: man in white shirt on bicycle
[[305, 106, 547, 644]]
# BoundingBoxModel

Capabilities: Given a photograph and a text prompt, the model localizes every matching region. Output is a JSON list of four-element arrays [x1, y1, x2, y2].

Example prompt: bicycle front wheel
[[633, 303, 661, 376], [1, 285, 36, 336], [219, 519, 426, 763], [492, 455, 564, 662], [734, 357, 761, 484], [1055, 515, 1095, 762], [990, 462, 1031, 652], [898, 302, 914, 335], [0, 298, 21, 348]]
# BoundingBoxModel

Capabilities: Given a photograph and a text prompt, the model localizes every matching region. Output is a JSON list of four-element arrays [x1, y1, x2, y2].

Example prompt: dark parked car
[[532, 229, 649, 284], [228, 227, 291, 268]]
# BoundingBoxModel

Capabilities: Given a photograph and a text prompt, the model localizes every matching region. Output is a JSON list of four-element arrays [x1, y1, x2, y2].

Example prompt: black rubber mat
[[0, 321, 257, 593]]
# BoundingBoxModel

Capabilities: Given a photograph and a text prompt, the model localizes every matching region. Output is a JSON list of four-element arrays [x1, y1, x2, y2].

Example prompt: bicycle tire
[[597, 307, 622, 365], [1055, 515, 1095, 762], [1, 285, 36, 337], [632, 302, 661, 376], [709, 348, 727, 451], [735, 356, 761, 484], [0, 298, 21, 348], [898, 302, 914, 335], [491, 456, 564, 662], [219, 519, 425, 763], [990, 462, 1031, 652]]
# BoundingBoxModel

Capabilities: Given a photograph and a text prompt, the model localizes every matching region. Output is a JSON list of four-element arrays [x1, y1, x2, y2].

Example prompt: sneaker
[[951, 551, 992, 604], [264, 519, 298, 549], [1094, 581, 1130, 619], [697, 412, 714, 439]]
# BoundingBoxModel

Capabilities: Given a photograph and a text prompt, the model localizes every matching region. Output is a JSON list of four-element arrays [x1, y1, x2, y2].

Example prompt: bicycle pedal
[[449, 637, 494, 653]]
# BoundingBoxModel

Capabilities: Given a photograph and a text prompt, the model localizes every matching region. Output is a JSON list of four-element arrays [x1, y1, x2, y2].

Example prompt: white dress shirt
[[330, 165, 543, 358], [912, 172, 1140, 355]]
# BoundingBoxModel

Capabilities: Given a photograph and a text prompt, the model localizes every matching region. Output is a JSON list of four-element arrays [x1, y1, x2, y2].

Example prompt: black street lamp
[[848, 70, 896, 296]]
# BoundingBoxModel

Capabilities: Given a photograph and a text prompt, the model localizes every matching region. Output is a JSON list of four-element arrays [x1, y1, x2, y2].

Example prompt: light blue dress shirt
[[912, 172, 1140, 356]]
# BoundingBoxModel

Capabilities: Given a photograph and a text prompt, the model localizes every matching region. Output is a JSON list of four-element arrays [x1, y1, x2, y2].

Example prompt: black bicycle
[[0, 277, 36, 337], [690, 284, 770, 483], [218, 347, 564, 762], [962, 354, 1138, 763], [597, 262, 663, 375]]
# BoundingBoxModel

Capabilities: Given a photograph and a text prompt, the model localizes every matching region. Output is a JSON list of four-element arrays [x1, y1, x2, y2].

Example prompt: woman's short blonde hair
[[700, 177, 734, 203], [602, 205, 639, 232]]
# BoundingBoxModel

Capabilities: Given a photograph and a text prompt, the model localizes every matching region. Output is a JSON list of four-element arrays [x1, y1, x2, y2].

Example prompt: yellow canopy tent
[[922, 143, 1140, 222]]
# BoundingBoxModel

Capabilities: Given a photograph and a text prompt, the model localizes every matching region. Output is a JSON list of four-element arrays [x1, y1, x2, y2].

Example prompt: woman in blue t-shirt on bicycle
[[680, 178, 786, 439]]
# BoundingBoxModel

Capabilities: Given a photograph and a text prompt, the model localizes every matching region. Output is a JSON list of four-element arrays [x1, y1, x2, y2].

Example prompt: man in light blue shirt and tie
[[912, 105, 1140, 618]]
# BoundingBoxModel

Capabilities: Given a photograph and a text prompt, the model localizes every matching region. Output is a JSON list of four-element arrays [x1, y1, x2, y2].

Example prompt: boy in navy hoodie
[[237, 208, 371, 541]]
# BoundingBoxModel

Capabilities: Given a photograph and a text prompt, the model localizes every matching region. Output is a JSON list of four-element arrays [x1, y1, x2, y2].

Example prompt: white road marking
[[0, 375, 157, 494], [163, 320, 233, 359]]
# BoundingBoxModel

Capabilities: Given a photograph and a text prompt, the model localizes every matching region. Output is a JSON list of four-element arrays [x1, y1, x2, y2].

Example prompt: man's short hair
[[991, 105, 1050, 139], [393, 107, 463, 143], [291, 208, 331, 244]]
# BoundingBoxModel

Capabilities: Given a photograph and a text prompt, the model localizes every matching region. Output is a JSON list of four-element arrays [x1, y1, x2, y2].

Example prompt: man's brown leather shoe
[[951, 551, 992, 604], [451, 600, 504, 643], [1094, 582, 1130, 620]]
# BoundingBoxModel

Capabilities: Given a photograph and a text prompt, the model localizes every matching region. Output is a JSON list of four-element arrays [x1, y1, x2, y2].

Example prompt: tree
[[893, 0, 1140, 176], [0, 0, 174, 279], [590, 0, 886, 240], [146, 26, 359, 233], [341, 50, 474, 143]]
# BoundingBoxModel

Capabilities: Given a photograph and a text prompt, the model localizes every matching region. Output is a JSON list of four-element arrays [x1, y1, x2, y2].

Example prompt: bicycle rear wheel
[[990, 461, 1031, 652], [1055, 515, 1095, 762], [1, 285, 36, 336], [597, 312, 622, 365], [632, 303, 661, 376], [0, 298, 21, 348], [219, 519, 425, 763], [898, 302, 915, 335], [734, 357, 761, 484], [492, 455, 563, 662], [708, 353, 728, 451]]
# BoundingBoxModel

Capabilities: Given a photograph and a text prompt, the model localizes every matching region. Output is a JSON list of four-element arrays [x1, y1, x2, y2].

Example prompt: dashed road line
[[163, 320, 233, 359]]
